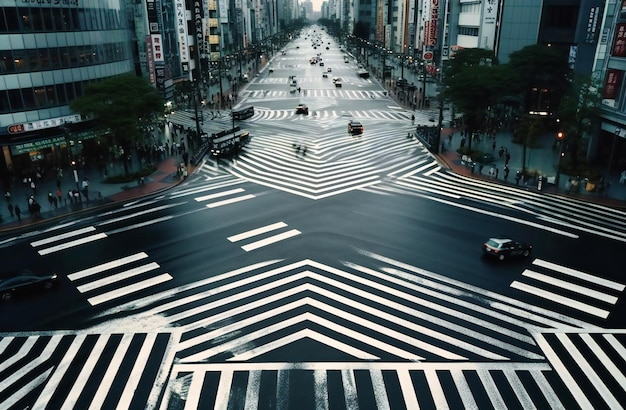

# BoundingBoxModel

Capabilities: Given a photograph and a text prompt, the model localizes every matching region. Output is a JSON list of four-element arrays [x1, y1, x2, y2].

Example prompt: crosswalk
[[254, 76, 374, 85], [193, 127, 440, 200], [3, 251, 621, 408], [0, 331, 175, 410], [367, 169, 626, 242], [243, 89, 383, 100], [227, 221, 301, 251]]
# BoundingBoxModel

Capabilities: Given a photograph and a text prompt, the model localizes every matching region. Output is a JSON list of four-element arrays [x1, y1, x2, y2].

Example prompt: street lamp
[[609, 127, 620, 173], [555, 131, 565, 185]]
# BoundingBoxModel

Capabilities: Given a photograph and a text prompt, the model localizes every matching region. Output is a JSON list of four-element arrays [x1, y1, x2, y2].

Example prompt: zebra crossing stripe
[[4, 367, 54, 410], [213, 369, 234, 410], [477, 369, 506, 409], [227, 221, 287, 242], [371, 369, 391, 410], [579, 333, 626, 389], [60, 334, 111, 409], [32, 334, 88, 408], [244, 369, 262, 410], [532, 259, 625, 291], [557, 333, 621, 409], [76, 262, 160, 293], [521, 269, 619, 304], [451, 369, 477, 409], [314, 370, 329, 410], [117, 333, 159, 409], [30, 226, 97, 247], [184, 370, 205, 410], [87, 333, 134, 410], [195, 187, 245, 202], [241, 229, 301, 251], [37, 233, 107, 255], [510, 281, 610, 319], [206, 194, 256, 208], [87, 273, 172, 306], [0, 336, 37, 372], [341, 369, 359, 410], [424, 368, 448, 408], [68, 252, 149, 281], [397, 369, 420, 410]]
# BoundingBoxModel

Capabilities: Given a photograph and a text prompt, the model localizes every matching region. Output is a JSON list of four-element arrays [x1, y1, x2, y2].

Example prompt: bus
[[231, 105, 254, 120], [210, 131, 251, 158]]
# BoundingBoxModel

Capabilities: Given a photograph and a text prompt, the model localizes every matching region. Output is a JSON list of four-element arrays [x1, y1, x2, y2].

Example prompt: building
[[0, 0, 135, 184]]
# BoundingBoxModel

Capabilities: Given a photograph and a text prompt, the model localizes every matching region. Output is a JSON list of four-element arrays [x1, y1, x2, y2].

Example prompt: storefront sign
[[175, 0, 189, 63], [612, 23, 626, 57], [7, 114, 82, 134], [602, 69, 623, 107], [11, 136, 66, 155]]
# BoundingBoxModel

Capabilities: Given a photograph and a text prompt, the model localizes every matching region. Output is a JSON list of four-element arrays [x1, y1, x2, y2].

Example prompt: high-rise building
[[0, 0, 135, 180]]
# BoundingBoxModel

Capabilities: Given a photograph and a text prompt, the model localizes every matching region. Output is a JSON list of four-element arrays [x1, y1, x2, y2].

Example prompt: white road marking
[[30, 226, 96, 247], [510, 281, 610, 319], [241, 229, 301, 251], [117, 333, 158, 409], [521, 269, 618, 304], [37, 233, 107, 255], [228, 222, 288, 242], [194, 187, 245, 202], [68, 252, 149, 281], [206, 194, 256, 207], [76, 262, 160, 293], [87, 273, 172, 306], [532, 259, 625, 291]]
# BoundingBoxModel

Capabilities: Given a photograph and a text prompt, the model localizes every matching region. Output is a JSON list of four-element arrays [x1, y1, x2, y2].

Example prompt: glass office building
[[0, 0, 134, 182]]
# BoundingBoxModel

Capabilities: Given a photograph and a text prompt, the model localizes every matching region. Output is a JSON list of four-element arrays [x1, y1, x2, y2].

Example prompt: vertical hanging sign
[[175, 0, 189, 75]]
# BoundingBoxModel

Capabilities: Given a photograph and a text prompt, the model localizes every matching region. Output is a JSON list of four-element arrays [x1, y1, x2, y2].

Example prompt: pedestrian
[[7, 202, 13, 217], [478, 164, 484, 175], [495, 167, 499, 179], [498, 146, 504, 158], [448, 133, 453, 144], [56, 187, 62, 204], [441, 142, 446, 153], [460, 137, 466, 149], [492, 140, 496, 152], [48, 191, 54, 206], [14, 204, 21, 220], [81, 177, 89, 201], [411, 114, 415, 123], [503, 165, 510, 180], [52, 196, 58, 208], [489, 165, 495, 178], [30, 179, 37, 195], [505, 152, 511, 165], [4, 191, 10, 202]]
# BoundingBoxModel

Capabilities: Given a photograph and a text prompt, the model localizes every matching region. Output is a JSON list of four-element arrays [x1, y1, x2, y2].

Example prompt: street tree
[[508, 44, 572, 114], [70, 73, 164, 175], [443, 49, 509, 152], [557, 75, 602, 173]]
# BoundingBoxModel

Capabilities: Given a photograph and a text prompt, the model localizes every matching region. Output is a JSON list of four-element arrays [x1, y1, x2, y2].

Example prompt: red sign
[[7, 124, 25, 134], [604, 69, 623, 99], [423, 51, 434, 60], [612, 23, 626, 57]]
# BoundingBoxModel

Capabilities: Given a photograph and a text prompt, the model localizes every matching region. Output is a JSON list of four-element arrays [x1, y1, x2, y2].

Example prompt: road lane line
[[241, 229, 301, 251], [243, 370, 262, 410], [194, 187, 245, 202], [76, 262, 160, 293], [228, 222, 288, 242], [68, 252, 149, 281], [532, 259, 625, 291], [510, 281, 610, 319], [30, 226, 96, 247], [87, 273, 172, 306], [341, 369, 359, 410], [206, 194, 256, 207], [96, 203, 184, 226], [37, 233, 107, 255], [522, 269, 619, 304]]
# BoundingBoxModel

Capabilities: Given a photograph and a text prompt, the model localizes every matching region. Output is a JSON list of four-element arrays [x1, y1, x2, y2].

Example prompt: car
[[334, 80, 342, 87], [348, 120, 364, 134], [296, 104, 309, 115], [326, 46, 329, 50], [0, 269, 58, 301], [327, 67, 332, 72], [242, 74, 249, 81], [482, 238, 533, 261], [322, 72, 328, 78], [320, 62, 324, 66]]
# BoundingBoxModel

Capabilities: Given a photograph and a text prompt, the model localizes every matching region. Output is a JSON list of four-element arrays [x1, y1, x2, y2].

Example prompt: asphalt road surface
[[1, 26, 626, 410]]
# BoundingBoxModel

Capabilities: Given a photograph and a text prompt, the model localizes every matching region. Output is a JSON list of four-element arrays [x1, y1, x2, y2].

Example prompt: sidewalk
[[0, 156, 186, 233], [435, 128, 626, 209]]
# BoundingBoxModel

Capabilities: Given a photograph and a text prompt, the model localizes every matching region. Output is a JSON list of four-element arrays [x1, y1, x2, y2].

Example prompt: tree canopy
[[70, 73, 164, 148]]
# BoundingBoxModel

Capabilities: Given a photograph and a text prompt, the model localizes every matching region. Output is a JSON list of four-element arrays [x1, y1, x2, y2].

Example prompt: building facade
[[0, 0, 135, 183]]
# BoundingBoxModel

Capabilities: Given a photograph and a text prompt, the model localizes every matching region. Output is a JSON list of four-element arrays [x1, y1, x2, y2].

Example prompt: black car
[[296, 104, 309, 115], [0, 269, 58, 300], [348, 120, 364, 134], [482, 238, 532, 261]]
